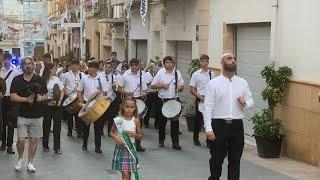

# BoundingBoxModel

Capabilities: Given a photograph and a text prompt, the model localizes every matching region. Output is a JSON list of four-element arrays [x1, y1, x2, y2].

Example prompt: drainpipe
[[270, 0, 278, 68]]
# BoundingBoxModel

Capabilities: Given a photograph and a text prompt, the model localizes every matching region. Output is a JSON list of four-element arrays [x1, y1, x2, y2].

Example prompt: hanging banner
[[125, 0, 133, 18], [140, 0, 148, 26]]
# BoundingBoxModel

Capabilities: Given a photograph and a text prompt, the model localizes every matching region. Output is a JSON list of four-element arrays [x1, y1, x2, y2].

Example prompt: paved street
[[0, 119, 294, 180]]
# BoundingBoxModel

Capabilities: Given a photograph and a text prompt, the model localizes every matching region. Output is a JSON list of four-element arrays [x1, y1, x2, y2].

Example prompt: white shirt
[[0, 66, 21, 96], [189, 69, 213, 96], [47, 76, 64, 100], [203, 75, 254, 132], [151, 68, 184, 99], [98, 72, 117, 92], [77, 74, 109, 102], [61, 70, 86, 95], [117, 69, 148, 98], [145, 71, 158, 93]]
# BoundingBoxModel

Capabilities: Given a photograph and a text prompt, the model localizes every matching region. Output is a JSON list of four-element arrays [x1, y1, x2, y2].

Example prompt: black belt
[[212, 118, 242, 125]]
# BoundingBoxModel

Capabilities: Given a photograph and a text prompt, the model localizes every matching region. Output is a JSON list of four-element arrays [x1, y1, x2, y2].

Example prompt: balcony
[[0, 34, 19, 46], [111, 0, 141, 6]]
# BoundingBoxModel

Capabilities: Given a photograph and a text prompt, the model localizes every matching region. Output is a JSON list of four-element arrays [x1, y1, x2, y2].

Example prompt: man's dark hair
[[88, 61, 99, 69], [111, 51, 117, 56], [162, 56, 174, 64], [105, 61, 112, 66], [129, 58, 139, 66], [200, 54, 209, 61], [70, 60, 79, 66], [3, 52, 12, 60], [43, 53, 51, 59]]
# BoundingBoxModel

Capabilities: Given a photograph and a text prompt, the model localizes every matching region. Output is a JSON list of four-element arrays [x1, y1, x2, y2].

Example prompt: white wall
[[276, 0, 320, 82], [208, 0, 272, 67]]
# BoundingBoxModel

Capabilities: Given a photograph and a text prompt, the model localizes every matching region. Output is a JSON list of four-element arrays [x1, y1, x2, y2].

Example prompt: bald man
[[203, 52, 254, 180]]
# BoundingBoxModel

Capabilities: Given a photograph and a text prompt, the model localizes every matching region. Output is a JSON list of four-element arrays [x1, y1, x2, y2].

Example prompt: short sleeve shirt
[[10, 74, 48, 119]]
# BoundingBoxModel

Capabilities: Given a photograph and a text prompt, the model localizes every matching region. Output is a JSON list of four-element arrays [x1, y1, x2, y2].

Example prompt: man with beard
[[11, 57, 48, 172], [204, 53, 254, 180]]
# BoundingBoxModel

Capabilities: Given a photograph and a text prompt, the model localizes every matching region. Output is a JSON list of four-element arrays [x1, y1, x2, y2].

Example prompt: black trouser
[[158, 98, 180, 144], [42, 106, 62, 150], [82, 117, 104, 149], [193, 99, 203, 140], [65, 109, 82, 134], [1, 97, 17, 149], [0, 98, 3, 139], [208, 119, 244, 180], [144, 92, 159, 126]]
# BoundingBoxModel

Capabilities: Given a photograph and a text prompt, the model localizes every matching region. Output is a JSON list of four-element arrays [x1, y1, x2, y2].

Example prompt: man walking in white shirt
[[204, 53, 254, 180]]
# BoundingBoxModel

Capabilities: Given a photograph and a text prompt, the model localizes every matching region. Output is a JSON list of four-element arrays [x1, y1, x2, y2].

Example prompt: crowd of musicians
[[0, 51, 254, 180]]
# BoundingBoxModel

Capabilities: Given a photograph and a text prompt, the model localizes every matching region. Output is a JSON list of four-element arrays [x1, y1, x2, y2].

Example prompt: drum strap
[[4, 70, 13, 81], [174, 69, 178, 97], [113, 116, 140, 180], [209, 70, 212, 80], [139, 70, 142, 95], [79, 73, 82, 80], [98, 78, 102, 91]]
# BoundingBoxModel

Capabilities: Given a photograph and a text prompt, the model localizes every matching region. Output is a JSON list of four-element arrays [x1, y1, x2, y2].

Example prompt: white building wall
[[208, 0, 272, 67], [276, 0, 320, 82]]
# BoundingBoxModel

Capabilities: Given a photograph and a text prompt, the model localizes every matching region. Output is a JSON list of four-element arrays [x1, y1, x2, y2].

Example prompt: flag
[[125, 0, 133, 18], [140, 0, 148, 26]]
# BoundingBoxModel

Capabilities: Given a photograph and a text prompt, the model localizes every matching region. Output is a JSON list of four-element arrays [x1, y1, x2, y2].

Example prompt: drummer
[[77, 61, 109, 153], [151, 56, 184, 150], [60, 60, 86, 138], [189, 55, 212, 147], [99, 61, 121, 137], [117, 58, 148, 152]]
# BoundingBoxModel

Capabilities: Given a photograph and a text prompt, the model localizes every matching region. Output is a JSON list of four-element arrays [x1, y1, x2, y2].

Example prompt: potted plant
[[188, 58, 201, 75], [251, 65, 292, 158], [184, 105, 196, 132]]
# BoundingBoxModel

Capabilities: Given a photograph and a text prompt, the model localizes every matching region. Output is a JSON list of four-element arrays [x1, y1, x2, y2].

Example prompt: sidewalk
[[184, 117, 320, 180]]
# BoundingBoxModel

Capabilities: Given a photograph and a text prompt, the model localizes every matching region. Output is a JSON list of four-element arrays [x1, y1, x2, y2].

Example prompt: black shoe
[[6, 148, 15, 154], [172, 144, 182, 150], [158, 142, 164, 148], [136, 145, 145, 152], [95, 148, 102, 153], [0, 144, 6, 151], [194, 139, 201, 146], [82, 145, 87, 151], [67, 130, 72, 137], [54, 149, 62, 154], [43, 147, 50, 152]]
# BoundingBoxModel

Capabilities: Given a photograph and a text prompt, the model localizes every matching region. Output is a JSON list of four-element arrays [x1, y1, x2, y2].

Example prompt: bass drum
[[78, 96, 111, 125], [62, 91, 81, 114], [161, 100, 182, 121], [136, 99, 148, 119]]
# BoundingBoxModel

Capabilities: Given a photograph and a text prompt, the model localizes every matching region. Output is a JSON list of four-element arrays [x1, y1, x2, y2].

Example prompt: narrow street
[[0, 119, 295, 180]]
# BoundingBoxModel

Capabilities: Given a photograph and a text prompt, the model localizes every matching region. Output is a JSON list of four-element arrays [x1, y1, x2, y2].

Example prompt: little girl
[[110, 96, 143, 180]]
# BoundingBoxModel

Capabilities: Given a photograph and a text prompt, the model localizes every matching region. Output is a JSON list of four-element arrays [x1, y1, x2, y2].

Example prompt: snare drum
[[161, 100, 182, 121], [136, 99, 148, 119], [62, 91, 82, 114], [78, 96, 111, 125], [198, 101, 204, 114]]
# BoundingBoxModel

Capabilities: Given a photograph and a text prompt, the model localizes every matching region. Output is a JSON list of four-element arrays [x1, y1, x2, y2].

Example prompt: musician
[[34, 60, 43, 77], [144, 62, 160, 128], [77, 61, 109, 153], [0, 52, 4, 138], [79, 60, 88, 74], [11, 57, 48, 172], [117, 58, 148, 152], [42, 63, 64, 154], [110, 51, 122, 74], [151, 56, 184, 150], [189, 55, 212, 147], [0, 52, 21, 154], [204, 53, 254, 180], [99, 61, 120, 136], [61, 60, 86, 137]]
